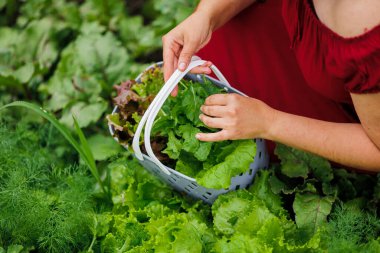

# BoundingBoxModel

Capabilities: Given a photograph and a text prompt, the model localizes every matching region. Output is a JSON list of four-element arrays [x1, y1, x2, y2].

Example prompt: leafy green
[[275, 143, 333, 180], [293, 193, 334, 234], [110, 67, 256, 189], [249, 170, 285, 216], [0, 18, 60, 92], [196, 140, 255, 189], [87, 134, 122, 161]]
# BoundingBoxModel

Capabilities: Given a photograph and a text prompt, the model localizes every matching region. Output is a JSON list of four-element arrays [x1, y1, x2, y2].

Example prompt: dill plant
[[0, 123, 95, 252]]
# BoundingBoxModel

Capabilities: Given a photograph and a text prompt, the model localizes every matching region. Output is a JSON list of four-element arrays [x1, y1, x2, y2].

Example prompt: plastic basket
[[109, 59, 269, 204]]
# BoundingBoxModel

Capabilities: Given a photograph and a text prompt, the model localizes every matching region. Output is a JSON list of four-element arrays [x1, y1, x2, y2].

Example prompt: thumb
[[178, 43, 198, 71]]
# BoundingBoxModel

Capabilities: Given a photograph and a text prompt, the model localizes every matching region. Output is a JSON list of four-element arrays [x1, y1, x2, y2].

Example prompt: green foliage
[[1, 1, 380, 252], [293, 193, 334, 234], [1, 0, 198, 135], [322, 204, 380, 252], [268, 144, 380, 247], [0, 123, 94, 252], [110, 67, 256, 189], [0, 101, 105, 193]]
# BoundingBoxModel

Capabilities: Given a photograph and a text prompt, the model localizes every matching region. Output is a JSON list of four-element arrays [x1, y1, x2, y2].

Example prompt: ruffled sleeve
[[345, 51, 380, 94], [282, 0, 380, 98]]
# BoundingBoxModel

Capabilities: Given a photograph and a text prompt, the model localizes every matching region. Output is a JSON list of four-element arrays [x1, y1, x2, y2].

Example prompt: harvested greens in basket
[[108, 66, 256, 189]]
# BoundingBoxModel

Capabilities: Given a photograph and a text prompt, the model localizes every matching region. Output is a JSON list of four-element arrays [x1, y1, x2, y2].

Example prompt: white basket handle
[[132, 58, 231, 175]]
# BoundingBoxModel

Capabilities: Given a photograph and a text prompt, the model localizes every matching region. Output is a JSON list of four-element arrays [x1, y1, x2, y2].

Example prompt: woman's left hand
[[196, 93, 276, 141]]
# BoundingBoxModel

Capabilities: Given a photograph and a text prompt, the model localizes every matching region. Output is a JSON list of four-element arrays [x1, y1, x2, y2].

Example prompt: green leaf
[[75, 31, 130, 85], [181, 84, 204, 124], [171, 220, 206, 253], [13, 63, 35, 83], [293, 193, 334, 234], [175, 152, 203, 177], [87, 134, 122, 161], [249, 170, 285, 216], [194, 141, 213, 161], [213, 196, 252, 236], [275, 144, 333, 181], [197, 140, 255, 189], [214, 234, 272, 253], [177, 124, 200, 153], [73, 115, 96, 170], [162, 131, 182, 159], [60, 101, 108, 128]]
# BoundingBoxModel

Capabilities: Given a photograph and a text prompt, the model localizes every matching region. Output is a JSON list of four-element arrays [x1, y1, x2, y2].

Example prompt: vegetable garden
[[0, 1, 379, 252]]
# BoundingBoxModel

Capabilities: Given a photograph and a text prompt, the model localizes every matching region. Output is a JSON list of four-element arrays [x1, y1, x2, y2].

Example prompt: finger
[[178, 41, 198, 71], [190, 66, 212, 75], [163, 36, 181, 82], [171, 86, 178, 96], [204, 94, 229, 106], [200, 105, 226, 117], [162, 42, 174, 82], [170, 56, 180, 96], [196, 130, 230, 142], [199, 114, 228, 129]]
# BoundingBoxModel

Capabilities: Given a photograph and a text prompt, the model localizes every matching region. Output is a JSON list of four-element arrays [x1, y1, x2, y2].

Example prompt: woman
[[162, 0, 380, 171]]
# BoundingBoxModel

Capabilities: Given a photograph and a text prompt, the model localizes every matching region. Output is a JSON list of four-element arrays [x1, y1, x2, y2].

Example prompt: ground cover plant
[[1, 1, 380, 252]]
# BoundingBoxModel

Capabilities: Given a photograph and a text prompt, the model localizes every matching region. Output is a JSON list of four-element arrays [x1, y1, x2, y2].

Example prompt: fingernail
[[196, 134, 201, 139], [200, 106, 204, 111], [179, 62, 186, 71]]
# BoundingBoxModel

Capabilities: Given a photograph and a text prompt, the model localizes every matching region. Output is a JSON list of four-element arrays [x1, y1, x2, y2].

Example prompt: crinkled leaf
[[212, 196, 252, 236], [197, 140, 255, 189], [249, 170, 285, 216], [214, 234, 272, 253]]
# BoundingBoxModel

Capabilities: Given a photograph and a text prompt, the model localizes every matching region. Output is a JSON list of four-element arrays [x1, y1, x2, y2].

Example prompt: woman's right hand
[[162, 11, 214, 95]]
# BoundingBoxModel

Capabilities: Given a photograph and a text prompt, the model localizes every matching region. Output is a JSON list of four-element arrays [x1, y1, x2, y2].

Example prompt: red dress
[[197, 0, 380, 159]]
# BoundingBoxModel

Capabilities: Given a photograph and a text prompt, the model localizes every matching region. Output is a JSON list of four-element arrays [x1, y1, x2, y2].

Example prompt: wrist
[[262, 107, 281, 141], [193, 8, 218, 32]]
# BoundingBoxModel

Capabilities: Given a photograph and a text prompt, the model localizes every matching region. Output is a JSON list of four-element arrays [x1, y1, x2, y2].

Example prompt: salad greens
[[108, 66, 256, 189]]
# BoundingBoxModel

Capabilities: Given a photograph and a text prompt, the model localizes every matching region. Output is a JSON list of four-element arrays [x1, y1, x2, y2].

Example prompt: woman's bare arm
[[196, 0, 256, 31], [197, 93, 380, 171]]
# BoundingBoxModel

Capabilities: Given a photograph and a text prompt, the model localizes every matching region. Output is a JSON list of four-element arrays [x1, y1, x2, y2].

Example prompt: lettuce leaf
[[196, 140, 255, 189]]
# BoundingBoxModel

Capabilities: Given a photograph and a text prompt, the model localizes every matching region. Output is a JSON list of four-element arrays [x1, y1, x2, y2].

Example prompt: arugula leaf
[[162, 131, 182, 159], [181, 83, 204, 124]]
